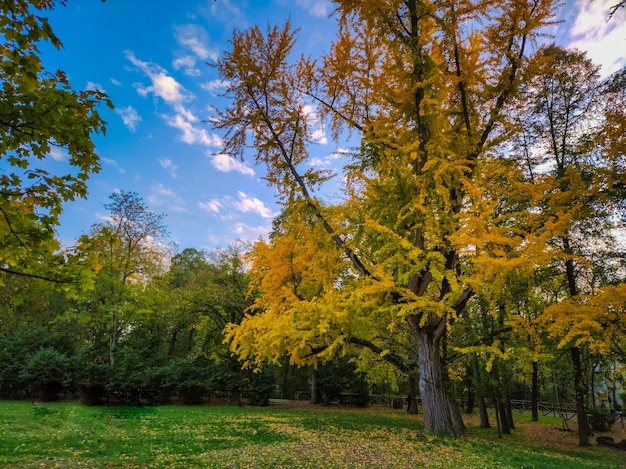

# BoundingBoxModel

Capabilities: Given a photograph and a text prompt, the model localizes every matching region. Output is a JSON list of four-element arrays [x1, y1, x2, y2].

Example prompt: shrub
[[589, 408, 616, 432]]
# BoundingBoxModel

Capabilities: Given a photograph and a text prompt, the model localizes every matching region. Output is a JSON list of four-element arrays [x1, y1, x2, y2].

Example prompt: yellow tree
[[507, 47, 626, 445], [217, 0, 556, 435]]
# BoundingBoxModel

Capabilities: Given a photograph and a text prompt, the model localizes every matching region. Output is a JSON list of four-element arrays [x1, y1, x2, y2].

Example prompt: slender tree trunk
[[311, 368, 321, 405], [505, 392, 515, 430], [499, 400, 511, 434], [464, 363, 474, 414], [563, 240, 591, 446], [531, 361, 539, 422], [492, 363, 510, 435], [414, 326, 458, 436], [472, 354, 490, 428], [494, 395, 502, 438], [591, 363, 596, 410], [408, 375, 419, 414], [572, 346, 591, 446], [109, 315, 118, 367]]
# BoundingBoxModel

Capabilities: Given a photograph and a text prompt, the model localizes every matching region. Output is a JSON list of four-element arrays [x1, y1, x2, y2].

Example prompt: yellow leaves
[[453, 342, 509, 373], [540, 284, 626, 355]]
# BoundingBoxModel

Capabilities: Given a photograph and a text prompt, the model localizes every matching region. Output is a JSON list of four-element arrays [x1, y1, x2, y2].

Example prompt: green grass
[[0, 401, 623, 468]]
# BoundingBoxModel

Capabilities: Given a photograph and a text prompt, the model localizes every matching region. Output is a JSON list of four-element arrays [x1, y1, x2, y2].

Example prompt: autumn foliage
[[217, 0, 626, 438]]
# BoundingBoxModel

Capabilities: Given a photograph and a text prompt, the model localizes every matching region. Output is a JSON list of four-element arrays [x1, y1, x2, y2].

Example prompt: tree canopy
[[0, 0, 111, 284], [216, 0, 625, 438]]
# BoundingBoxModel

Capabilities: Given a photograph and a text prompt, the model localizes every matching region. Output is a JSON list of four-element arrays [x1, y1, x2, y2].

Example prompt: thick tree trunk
[[572, 346, 591, 446], [531, 361, 539, 422], [414, 326, 458, 436]]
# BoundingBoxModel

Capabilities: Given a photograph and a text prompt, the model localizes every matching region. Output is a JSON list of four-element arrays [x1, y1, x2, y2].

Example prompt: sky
[[36, 0, 626, 252]]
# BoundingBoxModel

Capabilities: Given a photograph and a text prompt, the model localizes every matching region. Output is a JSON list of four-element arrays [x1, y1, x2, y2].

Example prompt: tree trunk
[[465, 366, 475, 414], [531, 361, 539, 422], [494, 395, 502, 438], [414, 325, 458, 436], [472, 354, 490, 428], [311, 368, 321, 405], [449, 398, 466, 434], [572, 346, 591, 446], [505, 392, 515, 430], [408, 375, 419, 414], [109, 315, 118, 367], [498, 400, 511, 434], [591, 362, 596, 410]]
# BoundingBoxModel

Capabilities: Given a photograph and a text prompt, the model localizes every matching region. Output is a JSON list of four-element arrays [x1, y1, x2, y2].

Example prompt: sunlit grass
[[0, 401, 623, 468]]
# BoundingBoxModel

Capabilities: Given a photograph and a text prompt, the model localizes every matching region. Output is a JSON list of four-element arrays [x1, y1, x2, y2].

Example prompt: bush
[[18, 347, 71, 401], [589, 408, 616, 432], [248, 369, 276, 406]]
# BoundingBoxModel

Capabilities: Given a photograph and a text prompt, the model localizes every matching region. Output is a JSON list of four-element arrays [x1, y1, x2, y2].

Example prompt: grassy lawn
[[0, 401, 624, 468]]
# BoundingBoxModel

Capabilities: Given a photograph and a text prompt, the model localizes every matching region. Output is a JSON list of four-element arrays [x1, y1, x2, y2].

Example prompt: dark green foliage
[[314, 357, 369, 406], [162, 357, 214, 405], [247, 368, 277, 406], [18, 347, 71, 401], [589, 408, 616, 432], [0, 327, 75, 400]]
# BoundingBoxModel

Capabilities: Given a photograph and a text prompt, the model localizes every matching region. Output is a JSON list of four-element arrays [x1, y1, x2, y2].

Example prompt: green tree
[[79, 191, 168, 370], [0, 0, 110, 284]]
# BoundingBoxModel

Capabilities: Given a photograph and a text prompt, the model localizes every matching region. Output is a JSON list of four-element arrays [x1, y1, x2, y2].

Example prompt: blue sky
[[40, 0, 625, 252]]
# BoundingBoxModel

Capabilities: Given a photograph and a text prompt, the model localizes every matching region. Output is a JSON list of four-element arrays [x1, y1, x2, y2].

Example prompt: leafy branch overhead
[[0, 0, 111, 285]]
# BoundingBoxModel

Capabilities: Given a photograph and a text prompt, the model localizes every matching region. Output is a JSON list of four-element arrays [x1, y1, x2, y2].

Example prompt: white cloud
[[174, 24, 218, 62], [86, 81, 105, 92], [235, 191, 273, 218], [102, 157, 125, 174], [168, 204, 189, 213], [184, 68, 201, 77], [200, 79, 230, 96], [309, 148, 348, 167], [48, 147, 65, 162], [206, 0, 247, 29], [115, 105, 142, 132], [125, 50, 190, 104], [309, 157, 328, 167], [147, 184, 187, 212], [301, 103, 328, 144], [295, 0, 331, 17], [232, 222, 271, 240], [568, 0, 626, 76], [198, 199, 222, 213], [172, 55, 196, 70], [311, 128, 328, 145], [165, 113, 223, 147], [172, 55, 201, 77], [210, 153, 255, 176], [158, 158, 178, 177], [125, 51, 224, 149], [148, 184, 176, 205], [110, 78, 122, 86]]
